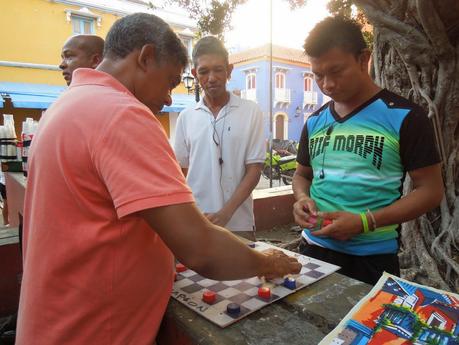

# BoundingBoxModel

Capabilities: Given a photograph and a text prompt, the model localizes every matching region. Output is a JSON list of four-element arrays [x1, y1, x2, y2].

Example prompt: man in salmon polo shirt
[[16, 13, 301, 345]]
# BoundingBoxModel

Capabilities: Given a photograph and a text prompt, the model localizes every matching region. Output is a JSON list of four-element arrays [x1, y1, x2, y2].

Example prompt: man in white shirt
[[174, 36, 265, 240]]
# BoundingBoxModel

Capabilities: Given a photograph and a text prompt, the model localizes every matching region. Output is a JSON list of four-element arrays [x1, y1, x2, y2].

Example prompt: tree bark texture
[[355, 0, 459, 290]]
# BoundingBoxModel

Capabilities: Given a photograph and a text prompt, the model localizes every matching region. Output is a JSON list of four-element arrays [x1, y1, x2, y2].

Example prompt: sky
[[225, 0, 330, 52]]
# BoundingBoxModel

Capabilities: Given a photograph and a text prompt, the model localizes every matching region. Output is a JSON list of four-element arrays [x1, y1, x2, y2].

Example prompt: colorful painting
[[320, 272, 459, 345]]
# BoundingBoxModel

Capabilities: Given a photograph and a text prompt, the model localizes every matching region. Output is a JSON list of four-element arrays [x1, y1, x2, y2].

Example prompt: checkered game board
[[171, 241, 340, 328]]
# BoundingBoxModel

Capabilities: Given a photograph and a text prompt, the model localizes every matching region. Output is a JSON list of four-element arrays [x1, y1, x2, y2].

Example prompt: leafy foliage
[[327, 0, 373, 49], [165, 0, 248, 38], [327, 0, 353, 17]]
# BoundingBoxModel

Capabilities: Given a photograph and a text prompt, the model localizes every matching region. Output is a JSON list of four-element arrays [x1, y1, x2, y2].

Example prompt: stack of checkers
[[171, 241, 340, 328]]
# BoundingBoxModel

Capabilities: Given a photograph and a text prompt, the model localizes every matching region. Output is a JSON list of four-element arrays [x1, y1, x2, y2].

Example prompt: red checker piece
[[258, 286, 271, 299], [175, 263, 187, 273], [323, 219, 333, 226], [202, 290, 216, 304]]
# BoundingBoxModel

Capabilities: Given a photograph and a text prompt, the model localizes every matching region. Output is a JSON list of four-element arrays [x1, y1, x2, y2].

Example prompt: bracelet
[[366, 209, 377, 231], [359, 212, 369, 233]]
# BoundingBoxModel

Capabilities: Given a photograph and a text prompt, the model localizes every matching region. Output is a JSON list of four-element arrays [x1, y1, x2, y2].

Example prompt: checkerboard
[[171, 241, 340, 328]]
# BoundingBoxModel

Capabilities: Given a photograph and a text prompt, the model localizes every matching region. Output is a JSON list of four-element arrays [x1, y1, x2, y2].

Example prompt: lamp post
[[295, 105, 302, 118], [182, 73, 200, 102], [268, 0, 273, 188]]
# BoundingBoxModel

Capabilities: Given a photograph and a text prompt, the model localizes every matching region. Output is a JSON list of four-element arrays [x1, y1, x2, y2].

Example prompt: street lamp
[[294, 105, 302, 117], [182, 73, 200, 102]]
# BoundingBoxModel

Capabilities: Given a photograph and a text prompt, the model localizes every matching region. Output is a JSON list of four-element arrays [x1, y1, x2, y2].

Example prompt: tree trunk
[[355, 0, 459, 290]]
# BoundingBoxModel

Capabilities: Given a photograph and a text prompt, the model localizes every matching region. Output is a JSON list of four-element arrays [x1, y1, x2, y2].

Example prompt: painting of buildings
[[321, 273, 459, 345]]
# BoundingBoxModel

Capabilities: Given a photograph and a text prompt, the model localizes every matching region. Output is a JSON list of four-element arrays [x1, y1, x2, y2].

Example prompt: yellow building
[[0, 0, 196, 138]]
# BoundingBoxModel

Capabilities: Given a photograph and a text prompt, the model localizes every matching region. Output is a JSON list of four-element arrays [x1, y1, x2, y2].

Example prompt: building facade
[[0, 0, 196, 139], [228, 44, 330, 142]]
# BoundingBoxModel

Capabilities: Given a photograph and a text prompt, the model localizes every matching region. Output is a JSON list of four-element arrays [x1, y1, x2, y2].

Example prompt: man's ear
[[91, 54, 103, 69], [191, 67, 197, 79], [137, 44, 157, 72], [227, 63, 234, 80], [359, 48, 371, 71]]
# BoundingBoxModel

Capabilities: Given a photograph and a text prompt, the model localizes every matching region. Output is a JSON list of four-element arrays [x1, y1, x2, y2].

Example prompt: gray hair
[[104, 13, 188, 68], [192, 36, 229, 67]]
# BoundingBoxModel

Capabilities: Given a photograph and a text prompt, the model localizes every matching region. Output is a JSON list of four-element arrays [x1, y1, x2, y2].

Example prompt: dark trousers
[[299, 239, 400, 286]]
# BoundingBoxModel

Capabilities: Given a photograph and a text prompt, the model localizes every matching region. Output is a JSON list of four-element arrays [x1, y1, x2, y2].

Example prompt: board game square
[[232, 281, 254, 291], [272, 286, 292, 295], [213, 294, 226, 305], [315, 264, 340, 273], [229, 293, 253, 304], [241, 297, 266, 310], [297, 256, 311, 265], [174, 278, 193, 288], [297, 275, 315, 286], [188, 274, 206, 282], [212, 299, 231, 313], [305, 270, 325, 279], [244, 287, 259, 296], [207, 282, 230, 292], [182, 283, 204, 294], [198, 279, 218, 287], [300, 267, 310, 275], [221, 280, 241, 286], [180, 270, 196, 278], [304, 262, 320, 270], [245, 277, 261, 285], [219, 287, 240, 298]]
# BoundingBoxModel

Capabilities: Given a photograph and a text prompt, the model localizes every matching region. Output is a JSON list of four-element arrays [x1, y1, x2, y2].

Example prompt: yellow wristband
[[360, 212, 369, 233]]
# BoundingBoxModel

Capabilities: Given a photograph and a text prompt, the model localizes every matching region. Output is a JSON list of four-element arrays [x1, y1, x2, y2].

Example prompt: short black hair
[[104, 13, 188, 68], [192, 36, 228, 67], [304, 16, 367, 58]]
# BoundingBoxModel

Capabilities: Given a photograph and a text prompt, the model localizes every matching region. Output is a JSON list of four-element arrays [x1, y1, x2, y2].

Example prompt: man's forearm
[[221, 163, 262, 216], [139, 203, 298, 280], [372, 185, 443, 229], [370, 164, 444, 229], [292, 172, 312, 201]]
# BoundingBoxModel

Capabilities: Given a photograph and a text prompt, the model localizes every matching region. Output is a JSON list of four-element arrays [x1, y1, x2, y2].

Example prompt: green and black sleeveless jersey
[[297, 89, 440, 255]]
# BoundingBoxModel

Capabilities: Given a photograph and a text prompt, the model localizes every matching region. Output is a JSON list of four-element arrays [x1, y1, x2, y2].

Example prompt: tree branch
[[356, 0, 427, 45], [416, 0, 455, 59]]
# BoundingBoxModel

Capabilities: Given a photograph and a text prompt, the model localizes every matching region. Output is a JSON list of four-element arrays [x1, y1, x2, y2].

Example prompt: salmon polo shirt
[[16, 68, 194, 345]]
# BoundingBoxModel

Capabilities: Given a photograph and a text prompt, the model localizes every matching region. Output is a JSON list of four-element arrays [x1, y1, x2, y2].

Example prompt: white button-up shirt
[[174, 93, 265, 231]]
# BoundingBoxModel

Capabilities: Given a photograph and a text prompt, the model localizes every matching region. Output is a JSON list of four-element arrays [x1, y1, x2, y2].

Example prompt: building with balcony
[[0, 0, 196, 141], [228, 44, 328, 141]]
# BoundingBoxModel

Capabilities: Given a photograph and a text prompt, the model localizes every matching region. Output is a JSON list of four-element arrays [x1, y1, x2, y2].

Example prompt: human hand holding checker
[[293, 196, 363, 241]]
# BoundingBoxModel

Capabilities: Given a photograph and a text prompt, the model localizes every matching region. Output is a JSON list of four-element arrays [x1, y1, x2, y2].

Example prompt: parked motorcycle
[[262, 149, 297, 185]]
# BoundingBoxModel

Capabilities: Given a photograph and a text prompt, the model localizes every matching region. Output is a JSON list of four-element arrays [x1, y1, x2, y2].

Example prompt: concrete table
[[158, 272, 371, 345]]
